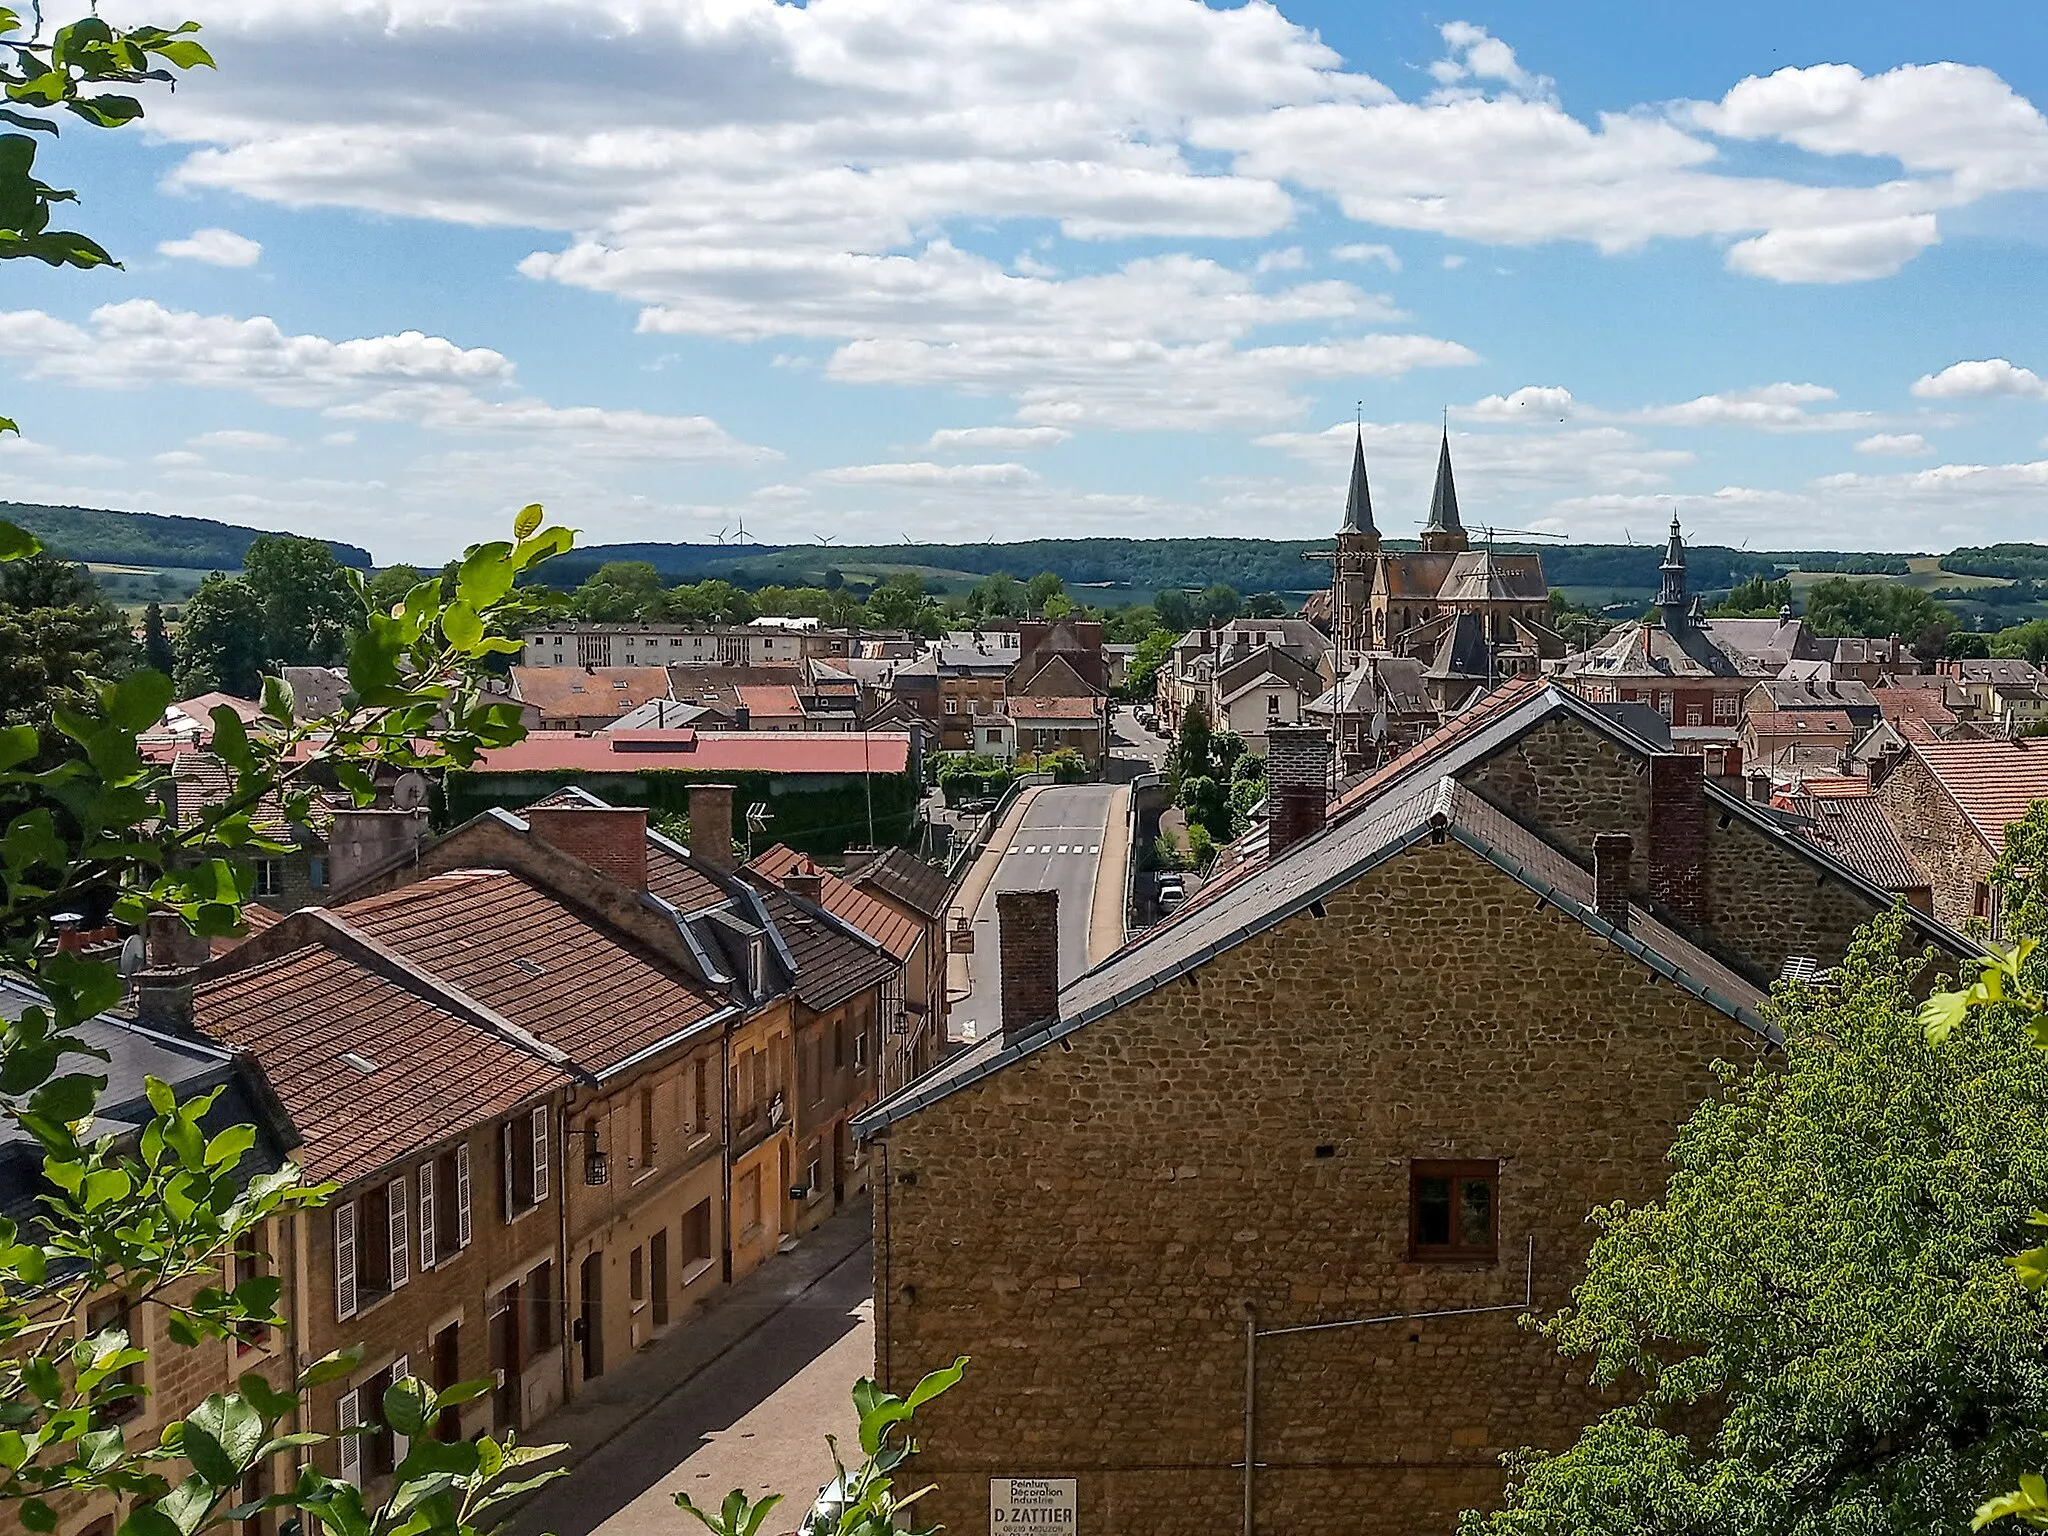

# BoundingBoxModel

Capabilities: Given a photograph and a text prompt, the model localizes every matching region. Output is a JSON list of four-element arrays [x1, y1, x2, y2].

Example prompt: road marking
[[1090, 845, 1101, 855], [1058, 845, 1070, 854]]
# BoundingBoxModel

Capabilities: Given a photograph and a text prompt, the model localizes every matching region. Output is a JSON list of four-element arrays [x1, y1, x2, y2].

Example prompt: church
[[1310, 429, 1567, 715]]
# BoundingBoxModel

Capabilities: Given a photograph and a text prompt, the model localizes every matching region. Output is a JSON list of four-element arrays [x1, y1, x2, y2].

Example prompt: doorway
[[579, 1252, 604, 1381], [650, 1230, 669, 1329]]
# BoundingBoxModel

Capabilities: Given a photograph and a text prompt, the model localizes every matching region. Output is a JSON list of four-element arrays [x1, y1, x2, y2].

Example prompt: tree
[[572, 560, 666, 621], [142, 600, 174, 675], [1708, 575, 1793, 618], [0, 10, 217, 435], [172, 574, 268, 697], [0, 552, 133, 723], [1042, 591, 1075, 620], [1169, 704, 1212, 797], [1126, 628, 1175, 700], [1244, 591, 1288, 619], [1467, 911, 2048, 1536], [1948, 630, 1995, 660], [1803, 576, 1956, 657], [365, 564, 429, 616], [1152, 588, 1196, 632], [969, 572, 1021, 619], [866, 573, 931, 633], [243, 533, 358, 668], [1198, 582, 1243, 626], [1025, 571, 1065, 616], [1992, 621, 2048, 667]]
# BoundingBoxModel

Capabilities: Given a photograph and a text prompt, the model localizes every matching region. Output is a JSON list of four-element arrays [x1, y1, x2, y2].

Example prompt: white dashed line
[[1058, 845, 1070, 854], [1090, 846, 1101, 855]]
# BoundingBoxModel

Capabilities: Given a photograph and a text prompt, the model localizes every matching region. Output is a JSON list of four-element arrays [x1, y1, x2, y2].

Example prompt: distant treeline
[[1, 502, 373, 571], [1945, 544, 2048, 582], [547, 537, 1916, 598]]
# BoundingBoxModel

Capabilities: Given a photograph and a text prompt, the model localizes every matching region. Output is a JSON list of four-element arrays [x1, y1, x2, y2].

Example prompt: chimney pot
[[997, 889, 1060, 1043], [1264, 725, 1331, 860], [1592, 832, 1633, 931], [523, 805, 649, 890], [783, 869, 825, 905], [688, 783, 738, 872]]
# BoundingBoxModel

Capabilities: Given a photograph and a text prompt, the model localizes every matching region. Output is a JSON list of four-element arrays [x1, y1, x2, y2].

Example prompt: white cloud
[[152, 450, 207, 469], [158, 227, 263, 267], [816, 461, 1039, 488], [1725, 216, 1939, 283], [920, 426, 1072, 452], [1629, 382, 1870, 432], [1254, 246, 1307, 273], [1912, 358, 2048, 399], [1856, 432, 1932, 455], [1441, 254, 1468, 270], [1331, 243, 1400, 270], [1430, 22, 1549, 100], [1462, 385, 1575, 421], [191, 428, 289, 450]]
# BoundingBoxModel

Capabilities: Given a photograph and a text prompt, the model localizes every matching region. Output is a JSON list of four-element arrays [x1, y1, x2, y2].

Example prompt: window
[[833, 1018, 846, 1071], [638, 1084, 657, 1171], [1267, 693, 1281, 716], [683, 1199, 713, 1265], [1409, 1160, 1498, 1262], [738, 1169, 762, 1234], [1655, 691, 1673, 720], [805, 1150, 821, 1199], [340, 1357, 409, 1485], [84, 1293, 142, 1423], [1713, 693, 1739, 723], [693, 1059, 709, 1133], [254, 859, 283, 897], [854, 1021, 868, 1072], [309, 856, 329, 890], [421, 1146, 470, 1267], [338, 1178, 407, 1317], [232, 1225, 273, 1354], [500, 1107, 549, 1221], [1684, 703, 1704, 726]]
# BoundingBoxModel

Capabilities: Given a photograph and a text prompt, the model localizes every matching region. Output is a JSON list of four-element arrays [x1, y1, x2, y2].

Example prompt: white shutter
[[455, 1143, 472, 1249], [417, 1163, 436, 1271], [334, 1202, 358, 1322], [530, 1107, 550, 1205], [387, 1176, 409, 1291], [337, 1388, 361, 1487], [500, 1123, 514, 1223], [389, 1354, 410, 1466]]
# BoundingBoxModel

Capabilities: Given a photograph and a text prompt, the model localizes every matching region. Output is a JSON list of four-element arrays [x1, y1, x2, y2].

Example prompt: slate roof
[[844, 845, 954, 917], [336, 870, 729, 1073], [1341, 429, 1375, 535], [1953, 658, 2043, 687], [1438, 549, 1547, 604], [747, 882, 900, 1011], [1908, 739, 2048, 846], [1782, 794, 1924, 894], [858, 775, 1772, 1135], [1746, 710, 1856, 737], [1377, 550, 1460, 600], [510, 666, 674, 719], [1562, 616, 1775, 681], [193, 938, 570, 1186], [750, 845, 922, 962]]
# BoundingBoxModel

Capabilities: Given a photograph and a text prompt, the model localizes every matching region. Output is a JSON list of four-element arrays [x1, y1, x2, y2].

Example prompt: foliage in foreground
[[1463, 914, 2048, 1536]]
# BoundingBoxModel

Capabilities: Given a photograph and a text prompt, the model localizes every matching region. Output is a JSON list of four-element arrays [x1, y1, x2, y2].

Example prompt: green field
[[87, 564, 215, 610]]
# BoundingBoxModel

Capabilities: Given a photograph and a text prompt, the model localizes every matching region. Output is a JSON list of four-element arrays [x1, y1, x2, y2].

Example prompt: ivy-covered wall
[[443, 768, 920, 856]]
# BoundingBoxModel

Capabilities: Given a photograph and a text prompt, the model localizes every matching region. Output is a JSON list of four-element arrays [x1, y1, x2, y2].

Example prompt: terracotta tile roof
[[470, 730, 912, 777], [642, 838, 738, 914], [843, 846, 953, 918], [1871, 688, 1958, 730], [750, 845, 922, 961], [510, 666, 673, 719], [169, 751, 342, 839], [194, 940, 570, 1186], [1910, 739, 2048, 846], [1007, 696, 1104, 720], [1793, 775, 1869, 798], [1745, 710, 1856, 735], [336, 869, 728, 1073], [1784, 794, 1924, 894], [734, 684, 807, 720]]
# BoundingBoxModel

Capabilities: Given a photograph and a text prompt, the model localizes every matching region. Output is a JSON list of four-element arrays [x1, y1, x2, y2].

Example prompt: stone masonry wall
[[874, 839, 1766, 1536], [1876, 753, 1991, 931], [1463, 718, 1651, 885]]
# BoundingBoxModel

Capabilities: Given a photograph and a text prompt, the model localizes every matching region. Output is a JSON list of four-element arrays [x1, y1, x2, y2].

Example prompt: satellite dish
[[392, 772, 431, 812]]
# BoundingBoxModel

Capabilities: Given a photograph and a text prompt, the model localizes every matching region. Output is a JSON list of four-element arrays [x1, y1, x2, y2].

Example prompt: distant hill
[[547, 537, 1917, 599], [1, 502, 373, 571]]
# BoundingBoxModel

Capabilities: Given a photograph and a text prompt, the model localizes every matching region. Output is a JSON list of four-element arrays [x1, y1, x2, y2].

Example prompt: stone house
[[0, 983, 300, 1536], [855, 684, 1976, 1536], [1872, 737, 2048, 933], [843, 845, 957, 1090]]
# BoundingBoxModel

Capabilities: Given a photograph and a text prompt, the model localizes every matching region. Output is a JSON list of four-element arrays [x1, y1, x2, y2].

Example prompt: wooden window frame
[[1407, 1159, 1499, 1263]]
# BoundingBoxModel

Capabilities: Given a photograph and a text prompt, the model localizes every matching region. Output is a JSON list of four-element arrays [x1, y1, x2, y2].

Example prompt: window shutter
[[500, 1122, 514, 1223], [455, 1143, 473, 1249], [334, 1202, 358, 1322], [389, 1354, 410, 1466], [388, 1176, 410, 1291], [417, 1164, 436, 1271], [531, 1106, 550, 1205], [337, 1389, 361, 1486]]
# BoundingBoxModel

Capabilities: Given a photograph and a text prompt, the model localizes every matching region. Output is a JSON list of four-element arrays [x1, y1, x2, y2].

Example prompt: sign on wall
[[990, 1478, 1077, 1531]]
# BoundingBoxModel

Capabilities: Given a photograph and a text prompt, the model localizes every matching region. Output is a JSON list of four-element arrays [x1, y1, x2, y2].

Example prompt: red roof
[[512, 666, 673, 719], [1795, 775, 1869, 798], [734, 685, 807, 720], [471, 730, 913, 776], [748, 845, 922, 961], [1008, 696, 1104, 721], [1745, 710, 1855, 735], [1910, 739, 2048, 845]]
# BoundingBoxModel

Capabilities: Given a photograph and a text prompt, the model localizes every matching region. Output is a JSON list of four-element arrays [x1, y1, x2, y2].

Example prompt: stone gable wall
[[1875, 754, 1992, 932], [873, 839, 1764, 1535]]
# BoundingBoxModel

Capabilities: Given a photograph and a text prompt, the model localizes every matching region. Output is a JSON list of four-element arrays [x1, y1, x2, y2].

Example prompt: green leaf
[[0, 523, 36, 562], [19, 1499, 54, 1533], [27, 1072, 104, 1124], [259, 673, 295, 725], [298, 1348, 363, 1391], [383, 1376, 430, 1440], [0, 723, 36, 768], [513, 503, 544, 539], [107, 667, 173, 733], [441, 600, 483, 651]]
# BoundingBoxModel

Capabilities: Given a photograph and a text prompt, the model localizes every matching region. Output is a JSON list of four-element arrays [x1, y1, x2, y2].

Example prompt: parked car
[[1156, 876, 1186, 913]]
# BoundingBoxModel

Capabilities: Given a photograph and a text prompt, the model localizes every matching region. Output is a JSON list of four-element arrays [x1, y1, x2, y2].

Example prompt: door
[[579, 1252, 604, 1381], [488, 1286, 520, 1431], [432, 1322, 461, 1440], [650, 1230, 669, 1329], [777, 1140, 792, 1236], [833, 1120, 848, 1205]]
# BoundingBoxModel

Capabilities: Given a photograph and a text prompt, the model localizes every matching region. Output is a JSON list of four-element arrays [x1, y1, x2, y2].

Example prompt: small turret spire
[[1341, 427, 1375, 536], [1658, 513, 1689, 627], [1419, 426, 1467, 552]]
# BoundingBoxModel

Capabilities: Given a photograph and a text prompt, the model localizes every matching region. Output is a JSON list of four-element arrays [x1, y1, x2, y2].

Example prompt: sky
[[4, 0, 2048, 567]]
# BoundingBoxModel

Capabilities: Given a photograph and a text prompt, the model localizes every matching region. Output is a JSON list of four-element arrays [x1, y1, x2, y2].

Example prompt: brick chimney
[[1265, 725, 1331, 861], [783, 868, 825, 905], [997, 889, 1060, 1043], [524, 805, 648, 890], [134, 968, 195, 1032], [688, 783, 737, 872], [1592, 832, 1633, 931], [1648, 753, 1706, 925]]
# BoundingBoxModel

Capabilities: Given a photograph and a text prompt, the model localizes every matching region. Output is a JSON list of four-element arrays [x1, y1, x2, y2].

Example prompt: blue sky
[[4, 0, 2047, 565]]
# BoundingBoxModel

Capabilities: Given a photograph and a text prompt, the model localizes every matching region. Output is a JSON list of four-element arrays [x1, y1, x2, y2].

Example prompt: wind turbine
[[712, 526, 730, 546], [812, 532, 838, 546], [732, 514, 757, 544]]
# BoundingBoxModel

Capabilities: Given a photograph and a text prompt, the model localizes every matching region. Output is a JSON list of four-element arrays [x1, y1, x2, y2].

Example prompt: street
[[510, 1240, 871, 1536], [952, 783, 1118, 1044], [1110, 704, 1168, 769]]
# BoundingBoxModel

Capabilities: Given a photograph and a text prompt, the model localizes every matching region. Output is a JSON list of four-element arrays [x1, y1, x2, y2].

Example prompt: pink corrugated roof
[[473, 730, 912, 776]]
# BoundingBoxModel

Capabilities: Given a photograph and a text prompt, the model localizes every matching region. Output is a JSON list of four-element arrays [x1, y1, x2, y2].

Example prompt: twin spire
[[1338, 423, 1462, 546]]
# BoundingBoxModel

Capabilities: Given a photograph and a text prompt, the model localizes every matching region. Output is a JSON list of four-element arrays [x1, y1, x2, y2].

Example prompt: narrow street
[[509, 1232, 872, 1536]]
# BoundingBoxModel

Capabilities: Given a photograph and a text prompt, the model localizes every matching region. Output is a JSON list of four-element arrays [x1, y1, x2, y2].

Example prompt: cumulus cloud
[[816, 461, 1039, 488], [920, 426, 1072, 452], [191, 429, 289, 450], [1912, 358, 2048, 399], [1462, 385, 1574, 421], [158, 227, 263, 267], [1331, 243, 1400, 270], [1629, 382, 1872, 432], [1856, 432, 1932, 455]]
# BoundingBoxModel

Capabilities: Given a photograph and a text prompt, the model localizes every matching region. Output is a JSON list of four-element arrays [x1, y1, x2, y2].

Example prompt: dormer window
[[748, 936, 766, 995]]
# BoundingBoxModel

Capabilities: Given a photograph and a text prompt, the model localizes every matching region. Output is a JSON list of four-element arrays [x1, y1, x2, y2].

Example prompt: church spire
[[1658, 513, 1689, 627], [1341, 428, 1376, 537], [1420, 427, 1467, 553]]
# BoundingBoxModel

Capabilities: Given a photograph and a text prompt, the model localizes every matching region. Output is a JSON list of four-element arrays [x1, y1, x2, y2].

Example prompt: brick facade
[[870, 843, 1763, 1535]]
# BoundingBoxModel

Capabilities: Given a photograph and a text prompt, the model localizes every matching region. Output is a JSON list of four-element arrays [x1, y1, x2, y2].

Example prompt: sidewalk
[[515, 1204, 873, 1487], [1086, 784, 1132, 965]]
